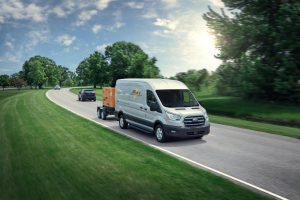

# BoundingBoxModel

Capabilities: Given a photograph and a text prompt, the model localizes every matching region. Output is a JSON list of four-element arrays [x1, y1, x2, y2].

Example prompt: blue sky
[[0, 0, 223, 77]]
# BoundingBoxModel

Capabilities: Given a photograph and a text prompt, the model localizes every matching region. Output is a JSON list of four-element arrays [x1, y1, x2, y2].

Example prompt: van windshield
[[156, 89, 199, 108]]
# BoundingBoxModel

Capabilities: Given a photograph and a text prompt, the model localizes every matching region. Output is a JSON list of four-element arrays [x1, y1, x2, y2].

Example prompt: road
[[47, 88, 300, 200]]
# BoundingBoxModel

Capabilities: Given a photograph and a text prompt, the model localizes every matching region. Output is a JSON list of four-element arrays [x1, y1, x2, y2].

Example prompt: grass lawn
[[192, 92, 300, 139], [0, 89, 270, 200], [70, 87, 103, 100], [210, 114, 300, 139], [194, 94, 300, 125]]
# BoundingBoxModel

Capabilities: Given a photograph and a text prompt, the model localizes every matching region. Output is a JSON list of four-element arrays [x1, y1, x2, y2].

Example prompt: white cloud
[[209, 0, 224, 7], [106, 21, 125, 31], [0, 15, 4, 23], [0, 0, 47, 24], [51, 0, 112, 19], [56, 34, 76, 46], [105, 10, 125, 31], [0, 0, 113, 25], [0, 53, 20, 63], [139, 42, 166, 55], [74, 9, 98, 26], [153, 29, 172, 37], [5, 41, 14, 49], [26, 4, 45, 22], [95, 0, 111, 10], [26, 29, 49, 50], [51, 1, 80, 18], [153, 18, 177, 30], [96, 44, 108, 52], [114, 21, 125, 29], [126, 2, 144, 9], [161, 0, 178, 8], [142, 9, 158, 19], [52, 6, 66, 18], [92, 24, 102, 34]]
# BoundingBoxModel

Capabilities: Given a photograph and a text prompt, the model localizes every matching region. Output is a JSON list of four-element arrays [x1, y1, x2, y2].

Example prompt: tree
[[23, 56, 58, 88], [76, 52, 109, 88], [88, 51, 109, 88], [173, 69, 209, 91], [203, 1, 300, 101], [27, 60, 47, 89], [105, 41, 160, 86], [0, 74, 9, 90], [45, 64, 60, 86], [57, 66, 70, 86], [10, 73, 26, 90], [76, 58, 91, 86]]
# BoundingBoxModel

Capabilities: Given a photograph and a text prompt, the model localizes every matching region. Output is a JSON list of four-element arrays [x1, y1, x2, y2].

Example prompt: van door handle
[[144, 108, 147, 111], [140, 106, 143, 109]]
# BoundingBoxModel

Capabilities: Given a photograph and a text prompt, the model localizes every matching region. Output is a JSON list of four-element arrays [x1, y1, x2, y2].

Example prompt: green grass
[[198, 96, 300, 123], [210, 114, 300, 139], [0, 89, 270, 200], [192, 92, 300, 139], [70, 87, 103, 100]]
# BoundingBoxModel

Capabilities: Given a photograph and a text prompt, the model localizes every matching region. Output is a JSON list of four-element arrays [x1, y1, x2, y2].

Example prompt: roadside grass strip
[[210, 115, 300, 139], [0, 90, 270, 200], [194, 94, 300, 139]]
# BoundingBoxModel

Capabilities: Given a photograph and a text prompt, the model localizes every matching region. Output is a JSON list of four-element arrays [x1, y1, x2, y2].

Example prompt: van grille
[[184, 116, 205, 127]]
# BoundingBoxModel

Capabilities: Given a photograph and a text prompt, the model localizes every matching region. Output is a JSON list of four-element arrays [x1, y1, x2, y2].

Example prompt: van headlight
[[203, 110, 209, 122], [166, 111, 181, 121]]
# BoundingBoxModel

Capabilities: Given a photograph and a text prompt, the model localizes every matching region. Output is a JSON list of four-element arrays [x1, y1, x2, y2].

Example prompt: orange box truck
[[97, 87, 115, 120]]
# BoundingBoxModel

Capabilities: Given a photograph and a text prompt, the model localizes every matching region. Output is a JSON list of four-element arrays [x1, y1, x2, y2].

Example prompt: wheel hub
[[156, 128, 163, 140]]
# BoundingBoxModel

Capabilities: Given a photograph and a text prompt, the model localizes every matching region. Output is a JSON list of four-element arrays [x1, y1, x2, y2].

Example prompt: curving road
[[47, 88, 300, 200]]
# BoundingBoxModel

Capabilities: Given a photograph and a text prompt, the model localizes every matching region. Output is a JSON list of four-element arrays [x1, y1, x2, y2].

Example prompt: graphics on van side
[[131, 88, 141, 97]]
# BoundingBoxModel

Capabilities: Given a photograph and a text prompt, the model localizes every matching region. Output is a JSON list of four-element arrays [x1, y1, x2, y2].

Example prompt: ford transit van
[[115, 79, 210, 142]]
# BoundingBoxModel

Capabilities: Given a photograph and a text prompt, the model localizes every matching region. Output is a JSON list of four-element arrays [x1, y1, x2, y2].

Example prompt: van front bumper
[[163, 124, 210, 137]]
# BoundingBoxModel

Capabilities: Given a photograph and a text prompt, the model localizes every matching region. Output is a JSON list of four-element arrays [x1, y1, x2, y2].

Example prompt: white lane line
[[46, 91, 289, 200]]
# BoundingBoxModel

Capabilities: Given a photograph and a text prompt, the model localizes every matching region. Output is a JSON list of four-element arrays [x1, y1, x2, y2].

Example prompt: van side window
[[147, 90, 162, 113], [147, 90, 157, 105]]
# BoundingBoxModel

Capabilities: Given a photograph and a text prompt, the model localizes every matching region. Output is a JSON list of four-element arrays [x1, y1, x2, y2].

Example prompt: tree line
[[76, 41, 160, 87], [0, 41, 160, 90], [203, 0, 300, 102], [0, 56, 76, 90]]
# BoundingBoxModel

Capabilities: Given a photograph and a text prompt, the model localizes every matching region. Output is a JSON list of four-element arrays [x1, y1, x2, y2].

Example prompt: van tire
[[97, 109, 102, 119], [119, 114, 128, 129], [101, 108, 107, 120], [155, 124, 167, 143]]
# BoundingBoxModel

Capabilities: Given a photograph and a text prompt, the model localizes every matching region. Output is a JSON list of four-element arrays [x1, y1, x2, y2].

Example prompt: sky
[[0, 0, 224, 77]]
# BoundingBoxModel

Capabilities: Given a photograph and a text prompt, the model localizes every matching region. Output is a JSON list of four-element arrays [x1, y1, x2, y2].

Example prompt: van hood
[[164, 106, 206, 117]]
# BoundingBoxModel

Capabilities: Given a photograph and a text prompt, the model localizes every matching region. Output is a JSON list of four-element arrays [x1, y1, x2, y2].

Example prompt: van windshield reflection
[[156, 89, 199, 108]]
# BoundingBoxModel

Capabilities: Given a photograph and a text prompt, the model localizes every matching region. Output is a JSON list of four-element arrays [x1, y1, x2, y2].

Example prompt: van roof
[[116, 78, 188, 90]]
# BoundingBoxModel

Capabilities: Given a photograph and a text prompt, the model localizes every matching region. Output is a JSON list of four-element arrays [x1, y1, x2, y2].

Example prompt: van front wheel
[[155, 124, 167, 143], [119, 114, 128, 129]]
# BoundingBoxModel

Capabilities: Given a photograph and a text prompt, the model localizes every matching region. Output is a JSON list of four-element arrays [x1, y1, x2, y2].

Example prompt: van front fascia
[[163, 124, 210, 137]]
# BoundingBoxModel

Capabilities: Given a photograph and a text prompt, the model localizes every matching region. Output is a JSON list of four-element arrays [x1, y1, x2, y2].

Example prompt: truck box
[[102, 87, 115, 108]]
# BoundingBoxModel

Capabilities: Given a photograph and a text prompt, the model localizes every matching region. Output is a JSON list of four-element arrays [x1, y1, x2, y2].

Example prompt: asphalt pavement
[[47, 88, 300, 200]]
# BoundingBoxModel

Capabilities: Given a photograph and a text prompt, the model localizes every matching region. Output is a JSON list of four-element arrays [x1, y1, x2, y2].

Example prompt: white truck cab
[[115, 78, 210, 142]]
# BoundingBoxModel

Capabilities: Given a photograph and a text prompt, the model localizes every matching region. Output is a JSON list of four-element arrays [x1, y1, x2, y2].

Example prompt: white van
[[115, 79, 210, 142]]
